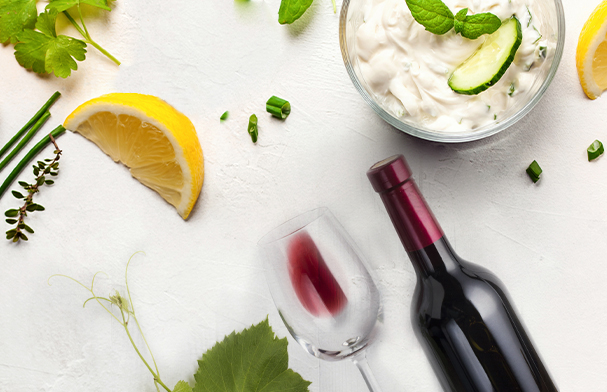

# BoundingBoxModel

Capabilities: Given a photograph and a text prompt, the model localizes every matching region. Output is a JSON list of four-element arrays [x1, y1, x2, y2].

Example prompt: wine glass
[[259, 207, 383, 392]]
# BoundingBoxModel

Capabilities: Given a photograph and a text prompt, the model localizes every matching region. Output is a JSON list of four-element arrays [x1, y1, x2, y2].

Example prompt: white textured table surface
[[0, 1, 605, 391]]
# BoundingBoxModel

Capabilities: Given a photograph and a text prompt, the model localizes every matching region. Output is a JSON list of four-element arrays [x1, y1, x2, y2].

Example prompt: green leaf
[[278, 0, 314, 25], [23, 224, 34, 233], [460, 12, 502, 39], [37, 176, 45, 186], [173, 381, 193, 392], [5, 209, 19, 217], [405, 0, 454, 35], [25, 204, 37, 212], [45, 180, 54, 185], [454, 8, 466, 34], [20, 233, 28, 241], [46, 0, 111, 12], [0, 0, 38, 43], [14, 9, 87, 78], [12, 190, 24, 199], [18, 181, 29, 188], [5, 218, 17, 224], [35, 204, 45, 211], [193, 318, 311, 392]]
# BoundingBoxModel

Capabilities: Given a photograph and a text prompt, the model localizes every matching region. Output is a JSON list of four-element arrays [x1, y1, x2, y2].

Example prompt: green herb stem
[[0, 126, 66, 199], [0, 92, 61, 160], [0, 112, 51, 174], [63, 11, 121, 66]]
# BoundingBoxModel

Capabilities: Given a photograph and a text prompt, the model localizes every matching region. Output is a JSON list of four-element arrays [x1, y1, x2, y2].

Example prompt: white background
[[0, 0, 604, 391]]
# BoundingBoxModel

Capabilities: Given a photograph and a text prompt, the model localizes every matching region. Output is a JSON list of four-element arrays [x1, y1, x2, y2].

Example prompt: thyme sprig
[[5, 135, 61, 242]]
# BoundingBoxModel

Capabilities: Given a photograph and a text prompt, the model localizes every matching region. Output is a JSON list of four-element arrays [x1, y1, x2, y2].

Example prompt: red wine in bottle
[[367, 155, 557, 392]]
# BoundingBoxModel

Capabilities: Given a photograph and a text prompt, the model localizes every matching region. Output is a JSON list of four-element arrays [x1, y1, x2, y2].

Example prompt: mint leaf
[[14, 9, 87, 78], [460, 12, 502, 39], [0, 0, 38, 43], [173, 381, 193, 392], [454, 8, 466, 34], [278, 0, 313, 25], [46, 0, 111, 12], [193, 318, 311, 392], [405, 0, 454, 35]]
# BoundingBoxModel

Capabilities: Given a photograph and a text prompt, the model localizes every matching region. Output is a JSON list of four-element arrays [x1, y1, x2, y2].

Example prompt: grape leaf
[[173, 381, 193, 392], [14, 9, 87, 78], [46, 0, 111, 12], [278, 0, 313, 25], [405, 0, 454, 35], [0, 0, 38, 43], [193, 318, 311, 392]]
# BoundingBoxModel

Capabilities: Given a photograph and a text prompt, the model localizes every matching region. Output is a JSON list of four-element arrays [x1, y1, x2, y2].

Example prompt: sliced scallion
[[220, 111, 229, 121], [248, 114, 258, 143], [587, 140, 604, 161], [526, 160, 542, 183], [266, 96, 291, 119]]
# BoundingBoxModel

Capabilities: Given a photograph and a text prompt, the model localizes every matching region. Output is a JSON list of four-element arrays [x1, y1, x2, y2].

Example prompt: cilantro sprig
[[0, 0, 119, 78], [405, 0, 501, 39]]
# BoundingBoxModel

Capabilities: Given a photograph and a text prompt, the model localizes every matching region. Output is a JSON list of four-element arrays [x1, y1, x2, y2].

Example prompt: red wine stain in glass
[[287, 232, 347, 317]]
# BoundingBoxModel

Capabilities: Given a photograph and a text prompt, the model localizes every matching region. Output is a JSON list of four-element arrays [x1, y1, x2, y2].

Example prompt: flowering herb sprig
[[5, 135, 61, 242]]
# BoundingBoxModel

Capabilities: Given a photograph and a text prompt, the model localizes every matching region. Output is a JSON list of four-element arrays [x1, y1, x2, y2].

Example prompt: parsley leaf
[[193, 318, 311, 392], [278, 0, 313, 24], [173, 381, 193, 392], [46, 0, 111, 13], [405, 0, 454, 35], [14, 9, 87, 78], [0, 0, 38, 43]]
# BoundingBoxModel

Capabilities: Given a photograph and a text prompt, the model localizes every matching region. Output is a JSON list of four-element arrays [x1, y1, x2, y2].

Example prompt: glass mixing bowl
[[339, 0, 565, 143]]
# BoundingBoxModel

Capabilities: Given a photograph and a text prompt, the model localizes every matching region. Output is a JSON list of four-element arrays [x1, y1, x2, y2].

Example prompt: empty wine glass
[[259, 207, 383, 392]]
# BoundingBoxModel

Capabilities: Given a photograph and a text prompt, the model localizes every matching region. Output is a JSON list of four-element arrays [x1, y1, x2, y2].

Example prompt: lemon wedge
[[577, 0, 607, 99], [64, 93, 204, 219]]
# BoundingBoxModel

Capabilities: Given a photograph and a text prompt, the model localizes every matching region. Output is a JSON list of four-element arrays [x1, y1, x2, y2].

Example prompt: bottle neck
[[407, 237, 462, 278], [378, 179, 444, 253]]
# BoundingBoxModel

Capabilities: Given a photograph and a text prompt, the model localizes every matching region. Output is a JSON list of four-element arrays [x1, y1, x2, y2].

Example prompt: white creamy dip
[[354, 0, 549, 131]]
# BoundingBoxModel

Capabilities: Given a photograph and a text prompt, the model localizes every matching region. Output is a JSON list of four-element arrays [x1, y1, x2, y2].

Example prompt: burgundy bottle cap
[[367, 155, 413, 193]]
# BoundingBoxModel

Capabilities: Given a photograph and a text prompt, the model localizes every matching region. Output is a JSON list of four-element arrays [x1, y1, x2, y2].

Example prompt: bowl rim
[[338, 0, 566, 143]]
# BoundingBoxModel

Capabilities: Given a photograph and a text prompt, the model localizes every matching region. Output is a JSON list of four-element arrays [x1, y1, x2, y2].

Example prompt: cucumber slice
[[448, 16, 522, 95]]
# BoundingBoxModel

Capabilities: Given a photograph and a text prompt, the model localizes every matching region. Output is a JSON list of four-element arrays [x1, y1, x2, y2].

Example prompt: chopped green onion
[[508, 83, 515, 96], [526, 160, 542, 183], [0, 91, 61, 160], [0, 126, 66, 199], [587, 140, 604, 161], [539, 46, 547, 59], [220, 111, 229, 121], [266, 96, 291, 119], [0, 111, 51, 173], [248, 114, 258, 143]]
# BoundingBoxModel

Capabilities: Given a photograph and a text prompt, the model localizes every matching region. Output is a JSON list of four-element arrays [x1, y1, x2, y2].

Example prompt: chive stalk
[[266, 96, 291, 119], [248, 115, 258, 143], [0, 112, 51, 173], [587, 140, 604, 161], [0, 126, 66, 199], [0, 92, 61, 159]]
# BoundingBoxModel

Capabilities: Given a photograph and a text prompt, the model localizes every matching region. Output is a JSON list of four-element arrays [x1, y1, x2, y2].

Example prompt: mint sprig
[[405, 0, 502, 39]]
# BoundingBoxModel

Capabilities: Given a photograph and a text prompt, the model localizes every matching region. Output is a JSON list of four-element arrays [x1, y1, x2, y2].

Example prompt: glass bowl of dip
[[339, 0, 565, 143]]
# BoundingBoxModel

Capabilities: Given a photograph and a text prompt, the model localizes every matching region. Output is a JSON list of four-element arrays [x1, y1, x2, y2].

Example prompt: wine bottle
[[367, 155, 557, 392]]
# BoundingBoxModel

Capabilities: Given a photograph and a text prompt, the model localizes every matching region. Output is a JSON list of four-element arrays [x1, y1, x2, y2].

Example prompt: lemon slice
[[64, 93, 204, 219], [577, 0, 607, 99]]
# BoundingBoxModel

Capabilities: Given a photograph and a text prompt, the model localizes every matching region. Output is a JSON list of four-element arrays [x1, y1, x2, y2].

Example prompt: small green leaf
[[173, 381, 193, 392], [44, 159, 52, 162], [12, 191, 24, 199], [37, 177, 45, 186], [33, 166, 40, 176], [460, 12, 502, 39], [52, 162, 59, 169], [5, 219, 17, 224], [46, 0, 111, 13], [5, 209, 19, 217], [23, 224, 34, 233], [278, 0, 314, 24], [45, 180, 55, 185], [35, 204, 45, 211], [405, 0, 454, 35], [20, 233, 28, 241], [18, 181, 29, 188], [50, 172, 58, 176], [25, 204, 37, 212], [193, 318, 311, 392]]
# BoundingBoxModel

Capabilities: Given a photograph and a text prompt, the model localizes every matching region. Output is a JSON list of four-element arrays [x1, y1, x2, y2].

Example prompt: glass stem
[[352, 353, 383, 392]]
